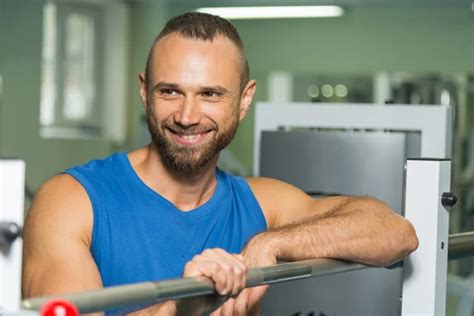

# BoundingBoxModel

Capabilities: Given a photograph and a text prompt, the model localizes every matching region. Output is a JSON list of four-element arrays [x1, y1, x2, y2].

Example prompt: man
[[22, 12, 418, 315]]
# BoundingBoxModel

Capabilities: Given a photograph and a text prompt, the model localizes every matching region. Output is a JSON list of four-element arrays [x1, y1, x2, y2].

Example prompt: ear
[[139, 72, 148, 111], [238, 79, 256, 121]]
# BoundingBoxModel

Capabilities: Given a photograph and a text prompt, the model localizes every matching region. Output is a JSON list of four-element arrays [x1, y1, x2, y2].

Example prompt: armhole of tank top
[[235, 177, 268, 230], [62, 170, 102, 252]]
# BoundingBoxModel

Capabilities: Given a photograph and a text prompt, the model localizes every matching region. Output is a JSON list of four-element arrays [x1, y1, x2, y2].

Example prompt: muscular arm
[[246, 177, 418, 267], [218, 177, 420, 315], [22, 174, 102, 297], [22, 175, 174, 315]]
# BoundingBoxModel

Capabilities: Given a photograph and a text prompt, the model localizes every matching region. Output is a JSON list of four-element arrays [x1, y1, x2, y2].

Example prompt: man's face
[[142, 34, 252, 176]]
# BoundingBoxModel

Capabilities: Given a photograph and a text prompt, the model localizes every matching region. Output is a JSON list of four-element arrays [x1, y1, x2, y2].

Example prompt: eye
[[160, 88, 178, 96], [202, 90, 222, 98]]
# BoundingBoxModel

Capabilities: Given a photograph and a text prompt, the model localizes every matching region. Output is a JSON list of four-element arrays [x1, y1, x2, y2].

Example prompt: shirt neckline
[[117, 152, 225, 220]]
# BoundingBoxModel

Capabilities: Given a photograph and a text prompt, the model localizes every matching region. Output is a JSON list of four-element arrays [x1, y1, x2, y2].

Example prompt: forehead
[[149, 34, 242, 89]]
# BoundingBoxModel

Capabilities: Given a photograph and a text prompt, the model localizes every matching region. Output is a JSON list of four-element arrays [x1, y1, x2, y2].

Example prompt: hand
[[176, 248, 248, 316], [212, 233, 278, 316]]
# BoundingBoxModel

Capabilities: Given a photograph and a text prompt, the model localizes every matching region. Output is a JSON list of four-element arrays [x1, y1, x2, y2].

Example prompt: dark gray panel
[[259, 130, 420, 316], [262, 268, 402, 316], [259, 130, 420, 211]]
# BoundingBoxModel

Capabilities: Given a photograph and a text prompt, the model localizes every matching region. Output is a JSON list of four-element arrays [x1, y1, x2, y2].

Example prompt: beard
[[146, 103, 239, 176]]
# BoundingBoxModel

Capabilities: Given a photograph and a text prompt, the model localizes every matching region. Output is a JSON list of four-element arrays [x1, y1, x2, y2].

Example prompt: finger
[[229, 259, 246, 296], [209, 261, 231, 296], [187, 249, 247, 296], [248, 303, 261, 316], [211, 249, 248, 276], [197, 250, 234, 295], [205, 293, 230, 315], [210, 250, 247, 295], [248, 285, 269, 307], [184, 254, 214, 276], [204, 249, 247, 295], [194, 259, 230, 295], [210, 306, 221, 316], [183, 259, 198, 276], [225, 254, 247, 295], [219, 297, 235, 316], [233, 289, 250, 316]]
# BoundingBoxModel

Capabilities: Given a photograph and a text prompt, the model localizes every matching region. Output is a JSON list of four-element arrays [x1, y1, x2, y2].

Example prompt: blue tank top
[[65, 152, 267, 289]]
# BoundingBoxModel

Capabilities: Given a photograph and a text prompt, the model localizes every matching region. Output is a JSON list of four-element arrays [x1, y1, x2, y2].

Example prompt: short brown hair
[[144, 12, 249, 92]]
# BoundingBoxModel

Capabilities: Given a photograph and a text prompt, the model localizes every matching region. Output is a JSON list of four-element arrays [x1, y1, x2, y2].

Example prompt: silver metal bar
[[20, 232, 474, 313], [448, 231, 474, 261], [21, 259, 366, 313]]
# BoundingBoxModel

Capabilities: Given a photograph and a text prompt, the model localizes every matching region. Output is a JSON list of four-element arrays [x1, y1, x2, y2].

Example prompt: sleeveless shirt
[[64, 152, 267, 289]]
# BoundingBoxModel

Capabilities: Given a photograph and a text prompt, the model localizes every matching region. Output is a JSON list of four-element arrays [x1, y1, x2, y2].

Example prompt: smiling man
[[22, 12, 418, 316]]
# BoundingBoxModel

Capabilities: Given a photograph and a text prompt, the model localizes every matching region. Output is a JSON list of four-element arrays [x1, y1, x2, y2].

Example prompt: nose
[[173, 96, 201, 127]]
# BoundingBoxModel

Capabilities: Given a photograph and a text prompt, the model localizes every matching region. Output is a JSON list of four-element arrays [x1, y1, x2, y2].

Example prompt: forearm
[[249, 197, 418, 267]]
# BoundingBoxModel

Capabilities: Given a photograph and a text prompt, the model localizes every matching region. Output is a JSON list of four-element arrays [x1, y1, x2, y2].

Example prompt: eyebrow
[[152, 82, 231, 95], [152, 82, 179, 92]]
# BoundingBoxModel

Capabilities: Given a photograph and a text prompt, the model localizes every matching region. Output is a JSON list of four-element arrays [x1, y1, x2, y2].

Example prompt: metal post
[[401, 159, 451, 315], [0, 159, 25, 312]]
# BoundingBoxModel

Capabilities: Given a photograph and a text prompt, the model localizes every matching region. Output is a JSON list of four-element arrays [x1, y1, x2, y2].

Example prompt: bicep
[[247, 177, 350, 228], [22, 232, 102, 297], [22, 175, 103, 298]]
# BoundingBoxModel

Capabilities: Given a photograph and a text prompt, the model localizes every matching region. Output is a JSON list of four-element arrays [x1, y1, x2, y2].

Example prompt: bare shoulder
[[245, 177, 312, 228], [25, 173, 93, 246], [23, 174, 102, 296], [246, 176, 310, 199], [245, 177, 353, 228], [246, 176, 307, 197]]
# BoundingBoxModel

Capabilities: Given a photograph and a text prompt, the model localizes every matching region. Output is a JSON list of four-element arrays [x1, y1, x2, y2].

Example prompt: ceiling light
[[196, 6, 344, 20]]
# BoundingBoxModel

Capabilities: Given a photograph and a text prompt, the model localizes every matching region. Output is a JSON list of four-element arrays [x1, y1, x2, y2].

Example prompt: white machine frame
[[254, 103, 452, 315], [253, 103, 451, 175], [0, 159, 25, 313], [403, 159, 451, 314]]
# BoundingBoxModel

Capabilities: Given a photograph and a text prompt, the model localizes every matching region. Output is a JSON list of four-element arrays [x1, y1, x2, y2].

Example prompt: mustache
[[163, 123, 217, 135]]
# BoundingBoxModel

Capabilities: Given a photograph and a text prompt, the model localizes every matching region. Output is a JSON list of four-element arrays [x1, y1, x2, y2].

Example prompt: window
[[40, 0, 129, 141]]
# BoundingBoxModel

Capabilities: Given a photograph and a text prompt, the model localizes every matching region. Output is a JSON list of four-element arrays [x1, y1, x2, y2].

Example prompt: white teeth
[[182, 134, 199, 140]]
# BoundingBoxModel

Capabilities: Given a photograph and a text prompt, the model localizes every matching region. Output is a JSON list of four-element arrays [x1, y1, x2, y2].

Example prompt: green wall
[[237, 8, 473, 74], [0, 0, 114, 194]]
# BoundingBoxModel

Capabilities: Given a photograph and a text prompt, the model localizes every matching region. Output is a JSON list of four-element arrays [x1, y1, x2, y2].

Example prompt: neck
[[128, 144, 219, 211]]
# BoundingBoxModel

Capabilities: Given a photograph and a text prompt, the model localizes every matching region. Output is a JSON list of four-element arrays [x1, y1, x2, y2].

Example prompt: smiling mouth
[[167, 128, 213, 145]]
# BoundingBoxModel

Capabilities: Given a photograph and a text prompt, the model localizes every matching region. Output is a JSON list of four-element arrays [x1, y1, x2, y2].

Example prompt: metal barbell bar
[[21, 231, 474, 314], [22, 259, 366, 313]]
